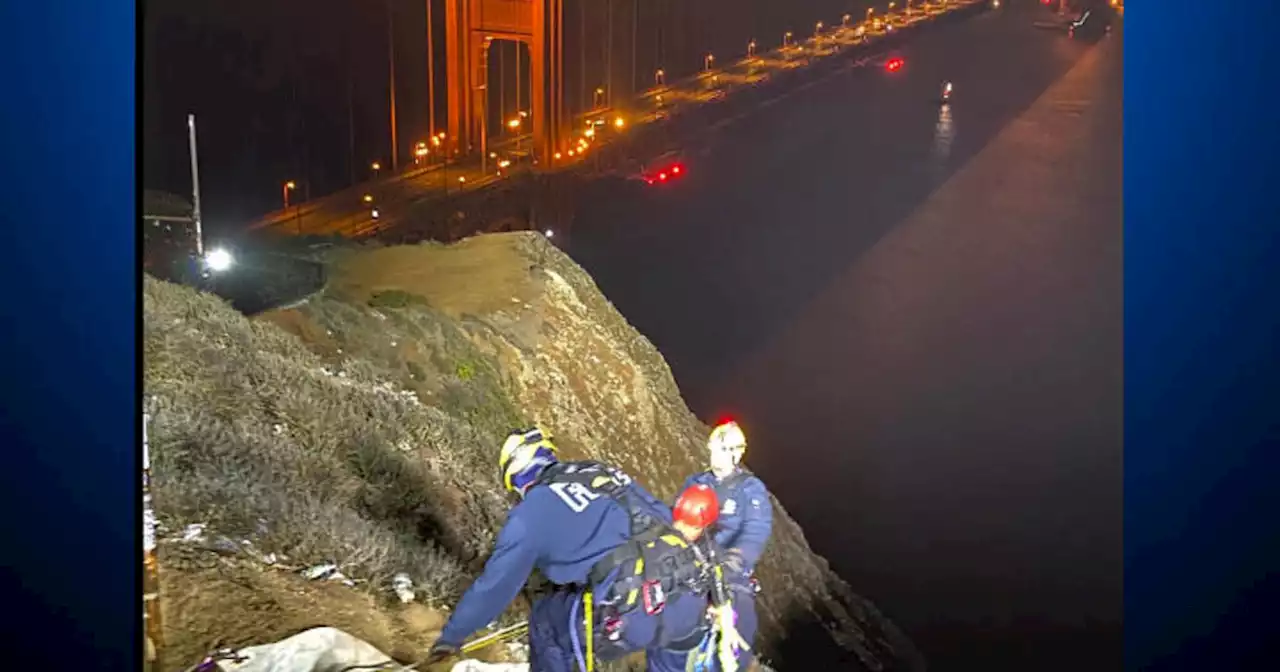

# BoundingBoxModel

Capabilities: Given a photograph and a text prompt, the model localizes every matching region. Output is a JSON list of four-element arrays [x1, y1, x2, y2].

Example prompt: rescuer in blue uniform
[[425, 427, 722, 671], [651, 420, 774, 671]]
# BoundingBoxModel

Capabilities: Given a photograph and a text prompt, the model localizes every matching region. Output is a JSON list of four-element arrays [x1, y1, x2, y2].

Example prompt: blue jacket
[[682, 470, 773, 573], [438, 468, 671, 647]]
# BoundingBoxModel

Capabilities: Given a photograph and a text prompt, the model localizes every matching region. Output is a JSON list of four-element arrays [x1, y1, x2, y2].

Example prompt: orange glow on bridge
[[445, 0, 567, 167]]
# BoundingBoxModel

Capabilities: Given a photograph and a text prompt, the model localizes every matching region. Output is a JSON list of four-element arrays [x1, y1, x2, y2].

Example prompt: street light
[[655, 69, 665, 86], [282, 180, 296, 209], [371, 161, 382, 179], [613, 116, 625, 129], [594, 87, 606, 109], [843, 14, 852, 27], [783, 31, 793, 48], [203, 247, 233, 274], [704, 53, 715, 72], [747, 40, 757, 58]]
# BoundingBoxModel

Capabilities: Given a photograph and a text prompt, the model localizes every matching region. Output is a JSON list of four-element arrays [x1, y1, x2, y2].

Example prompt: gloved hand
[[423, 640, 460, 666], [707, 603, 750, 672]]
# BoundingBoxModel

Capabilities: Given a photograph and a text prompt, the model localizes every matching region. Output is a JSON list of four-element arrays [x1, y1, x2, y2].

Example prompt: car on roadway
[[630, 152, 688, 186]]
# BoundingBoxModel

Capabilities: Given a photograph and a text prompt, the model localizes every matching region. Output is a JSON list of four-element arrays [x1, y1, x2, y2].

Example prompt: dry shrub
[[144, 275, 522, 606]]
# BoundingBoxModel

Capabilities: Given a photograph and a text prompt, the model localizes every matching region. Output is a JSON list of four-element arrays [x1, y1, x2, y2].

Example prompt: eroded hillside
[[143, 232, 923, 671]]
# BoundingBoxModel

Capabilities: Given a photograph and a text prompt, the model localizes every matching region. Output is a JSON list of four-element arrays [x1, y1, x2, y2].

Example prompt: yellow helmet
[[499, 427, 558, 495], [708, 420, 747, 456]]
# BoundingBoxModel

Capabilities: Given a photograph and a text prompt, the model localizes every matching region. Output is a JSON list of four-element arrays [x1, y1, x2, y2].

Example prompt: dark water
[[566, 3, 1122, 670]]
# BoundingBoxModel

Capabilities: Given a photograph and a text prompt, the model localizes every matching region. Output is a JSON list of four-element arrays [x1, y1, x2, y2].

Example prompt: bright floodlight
[[205, 248, 233, 272], [544, 229, 554, 238]]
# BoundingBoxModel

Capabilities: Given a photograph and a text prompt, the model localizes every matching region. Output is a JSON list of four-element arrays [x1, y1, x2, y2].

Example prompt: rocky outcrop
[[143, 232, 923, 670]]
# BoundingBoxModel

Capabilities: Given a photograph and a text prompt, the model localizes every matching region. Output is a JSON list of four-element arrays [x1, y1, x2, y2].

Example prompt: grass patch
[[368, 289, 430, 309], [144, 274, 520, 607]]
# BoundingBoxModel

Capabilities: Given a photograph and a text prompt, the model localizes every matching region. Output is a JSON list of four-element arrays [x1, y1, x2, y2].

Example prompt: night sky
[[144, 0, 881, 232]]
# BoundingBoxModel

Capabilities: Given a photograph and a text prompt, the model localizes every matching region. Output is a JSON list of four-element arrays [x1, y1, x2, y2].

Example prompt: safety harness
[[707, 469, 752, 505], [684, 548, 751, 672], [705, 469, 764, 597], [532, 461, 718, 671]]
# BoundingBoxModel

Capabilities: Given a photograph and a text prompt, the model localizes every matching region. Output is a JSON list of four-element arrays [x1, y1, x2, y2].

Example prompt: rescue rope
[[584, 590, 595, 671], [569, 595, 588, 671], [460, 621, 530, 654]]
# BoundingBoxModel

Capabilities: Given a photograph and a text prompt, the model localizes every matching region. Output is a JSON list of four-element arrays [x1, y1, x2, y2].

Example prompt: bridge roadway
[[566, 1, 1121, 668], [248, 0, 988, 239]]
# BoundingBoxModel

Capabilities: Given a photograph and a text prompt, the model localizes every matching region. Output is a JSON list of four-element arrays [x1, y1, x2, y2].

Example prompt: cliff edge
[[143, 232, 923, 670]]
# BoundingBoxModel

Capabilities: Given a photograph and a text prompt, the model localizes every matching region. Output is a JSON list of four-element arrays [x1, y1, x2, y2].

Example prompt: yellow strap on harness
[[584, 589, 595, 672]]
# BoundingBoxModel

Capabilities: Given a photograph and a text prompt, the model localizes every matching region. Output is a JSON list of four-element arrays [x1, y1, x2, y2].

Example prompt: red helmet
[[673, 484, 720, 529]]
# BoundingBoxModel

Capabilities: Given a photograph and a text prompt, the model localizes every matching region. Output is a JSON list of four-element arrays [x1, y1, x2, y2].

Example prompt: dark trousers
[[645, 590, 758, 672], [529, 589, 712, 672]]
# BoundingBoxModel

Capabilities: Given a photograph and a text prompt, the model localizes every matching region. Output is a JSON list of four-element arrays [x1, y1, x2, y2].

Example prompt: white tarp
[[449, 662, 529, 672], [215, 627, 399, 672], [213, 627, 531, 672]]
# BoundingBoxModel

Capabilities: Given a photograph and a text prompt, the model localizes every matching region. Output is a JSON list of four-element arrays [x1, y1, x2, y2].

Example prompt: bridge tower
[[444, 0, 565, 167]]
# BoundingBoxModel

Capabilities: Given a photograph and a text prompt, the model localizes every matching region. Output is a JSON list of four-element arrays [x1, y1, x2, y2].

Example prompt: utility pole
[[606, 0, 613, 108], [516, 42, 522, 153], [426, 0, 436, 140], [580, 0, 587, 116], [631, 0, 638, 97], [348, 74, 356, 186], [514, 41, 519, 136], [347, 5, 357, 186], [499, 43, 506, 134], [186, 114, 204, 257], [480, 40, 490, 176], [386, 0, 399, 172]]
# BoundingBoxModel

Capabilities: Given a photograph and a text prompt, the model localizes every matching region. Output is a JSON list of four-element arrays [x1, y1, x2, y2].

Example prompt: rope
[[568, 589, 598, 672], [584, 590, 595, 671], [569, 594, 588, 671]]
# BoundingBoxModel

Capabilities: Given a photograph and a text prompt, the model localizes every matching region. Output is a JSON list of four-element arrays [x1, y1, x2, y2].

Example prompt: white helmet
[[708, 420, 747, 476], [708, 420, 747, 457]]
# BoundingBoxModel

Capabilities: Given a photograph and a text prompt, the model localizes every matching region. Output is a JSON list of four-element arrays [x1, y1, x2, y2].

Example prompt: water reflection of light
[[932, 103, 955, 163]]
